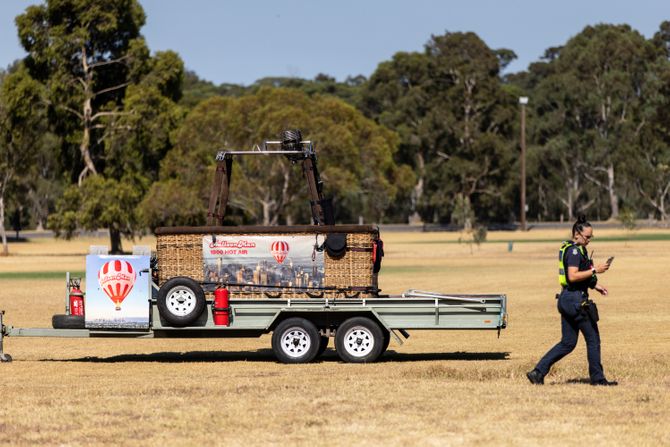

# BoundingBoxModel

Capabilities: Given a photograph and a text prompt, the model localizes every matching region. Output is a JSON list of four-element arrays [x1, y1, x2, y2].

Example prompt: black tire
[[316, 336, 329, 357], [381, 330, 391, 354], [52, 314, 85, 329], [271, 318, 320, 364], [157, 277, 206, 327], [335, 317, 384, 363]]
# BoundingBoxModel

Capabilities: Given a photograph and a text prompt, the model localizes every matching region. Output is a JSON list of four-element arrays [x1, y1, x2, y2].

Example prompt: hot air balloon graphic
[[98, 259, 137, 311], [270, 240, 289, 264]]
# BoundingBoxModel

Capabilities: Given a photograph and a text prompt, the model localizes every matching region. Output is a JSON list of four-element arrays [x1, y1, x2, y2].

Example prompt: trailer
[[0, 287, 506, 364], [0, 129, 508, 364]]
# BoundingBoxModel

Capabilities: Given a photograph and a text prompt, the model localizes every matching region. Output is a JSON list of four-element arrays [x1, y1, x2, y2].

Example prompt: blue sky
[[1, 1, 668, 85]]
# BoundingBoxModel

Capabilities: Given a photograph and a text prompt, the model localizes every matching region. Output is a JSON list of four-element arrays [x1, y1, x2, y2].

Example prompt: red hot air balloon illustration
[[270, 240, 289, 264], [98, 259, 137, 311]]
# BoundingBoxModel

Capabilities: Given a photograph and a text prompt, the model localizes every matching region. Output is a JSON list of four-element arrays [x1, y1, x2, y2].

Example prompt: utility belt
[[555, 289, 599, 322], [557, 286, 589, 297]]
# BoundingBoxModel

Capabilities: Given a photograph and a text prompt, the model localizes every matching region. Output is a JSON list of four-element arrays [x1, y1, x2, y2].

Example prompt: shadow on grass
[[563, 378, 593, 385], [40, 349, 510, 364], [6, 236, 28, 243], [379, 350, 510, 362]]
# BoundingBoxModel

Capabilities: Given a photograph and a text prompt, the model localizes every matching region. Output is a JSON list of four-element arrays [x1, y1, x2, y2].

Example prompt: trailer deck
[[0, 291, 506, 363]]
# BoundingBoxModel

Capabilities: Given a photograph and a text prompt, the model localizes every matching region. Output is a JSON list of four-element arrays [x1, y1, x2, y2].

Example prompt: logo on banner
[[98, 259, 137, 311], [271, 240, 290, 264]]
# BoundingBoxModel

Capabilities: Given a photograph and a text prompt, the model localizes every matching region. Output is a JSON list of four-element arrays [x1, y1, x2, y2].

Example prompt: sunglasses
[[577, 230, 593, 240]]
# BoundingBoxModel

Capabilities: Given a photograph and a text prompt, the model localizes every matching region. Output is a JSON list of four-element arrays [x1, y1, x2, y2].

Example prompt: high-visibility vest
[[558, 241, 586, 287]]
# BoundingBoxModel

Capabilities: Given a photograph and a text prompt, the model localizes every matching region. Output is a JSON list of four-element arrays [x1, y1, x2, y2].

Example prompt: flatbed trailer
[[0, 290, 507, 364], [0, 131, 509, 364]]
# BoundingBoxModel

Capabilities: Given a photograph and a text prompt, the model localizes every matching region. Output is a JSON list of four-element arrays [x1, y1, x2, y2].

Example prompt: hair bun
[[577, 215, 587, 224]]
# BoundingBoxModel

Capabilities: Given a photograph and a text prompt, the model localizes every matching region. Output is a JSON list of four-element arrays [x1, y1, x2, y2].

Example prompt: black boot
[[591, 378, 618, 386], [526, 369, 544, 385]]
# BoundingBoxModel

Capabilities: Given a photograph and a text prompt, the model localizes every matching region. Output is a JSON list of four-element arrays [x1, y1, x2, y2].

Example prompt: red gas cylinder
[[213, 287, 230, 326], [69, 279, 85, 317]]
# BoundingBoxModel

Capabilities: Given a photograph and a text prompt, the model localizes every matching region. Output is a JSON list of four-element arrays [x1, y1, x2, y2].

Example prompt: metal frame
[[0, 265, 507, 361], [207, 140, 329, 226], [0, 292, 507, 361]]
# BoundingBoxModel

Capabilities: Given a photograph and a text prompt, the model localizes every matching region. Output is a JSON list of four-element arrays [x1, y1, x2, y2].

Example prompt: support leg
[[0, 311, 12, 362]]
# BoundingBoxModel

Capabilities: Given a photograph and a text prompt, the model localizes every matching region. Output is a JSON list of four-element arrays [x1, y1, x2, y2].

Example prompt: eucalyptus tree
[[626, 22, 670, 220], [0, 66, 46, 255], [142, 87, 411, 227], [362, 32, 518, 223], [526, 25, 657, 220], [16, 0, 184, 252]]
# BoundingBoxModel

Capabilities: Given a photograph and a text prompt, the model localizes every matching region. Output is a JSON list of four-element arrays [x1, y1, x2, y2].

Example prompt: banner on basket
[[202, 235, 325, 289]]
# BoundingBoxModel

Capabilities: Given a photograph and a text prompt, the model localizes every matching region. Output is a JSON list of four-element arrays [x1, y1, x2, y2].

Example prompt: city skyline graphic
[[203, 235, 325, 290]]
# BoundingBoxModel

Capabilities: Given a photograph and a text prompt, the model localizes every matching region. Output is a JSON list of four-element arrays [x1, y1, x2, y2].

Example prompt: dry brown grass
[[0, 229, 668, 446]]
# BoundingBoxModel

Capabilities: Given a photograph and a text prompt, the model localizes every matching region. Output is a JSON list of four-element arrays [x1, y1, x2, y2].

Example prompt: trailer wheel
[[316, 336, 329, 357], [335, 317, 384, 363], [272, 318, 320, 364], [52, 314, 85, 329], [157, 277, 206, 327], [381, 330, 391, 354]]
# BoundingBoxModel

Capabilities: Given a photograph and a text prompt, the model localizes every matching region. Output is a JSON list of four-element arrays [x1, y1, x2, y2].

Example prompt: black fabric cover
[[325, 233, 347, 258], [373, 239, 384, 273]]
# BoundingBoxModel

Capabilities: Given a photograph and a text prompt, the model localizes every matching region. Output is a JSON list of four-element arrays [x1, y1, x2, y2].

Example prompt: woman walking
[[527, 215, 617, 386]]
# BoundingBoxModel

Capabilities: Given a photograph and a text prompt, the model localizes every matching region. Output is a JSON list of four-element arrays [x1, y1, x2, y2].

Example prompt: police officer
[[527, 215, 618, 386]]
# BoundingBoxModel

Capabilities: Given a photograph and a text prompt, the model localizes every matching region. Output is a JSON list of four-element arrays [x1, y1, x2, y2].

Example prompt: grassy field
[[0, 229, 668, 446]]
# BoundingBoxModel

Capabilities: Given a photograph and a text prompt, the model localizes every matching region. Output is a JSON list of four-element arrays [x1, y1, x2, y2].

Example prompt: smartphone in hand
[[606, 256, 614, 266]]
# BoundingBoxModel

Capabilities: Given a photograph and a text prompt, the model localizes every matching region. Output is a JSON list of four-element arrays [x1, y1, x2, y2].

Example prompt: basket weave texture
[[156, 230, 377, 298]]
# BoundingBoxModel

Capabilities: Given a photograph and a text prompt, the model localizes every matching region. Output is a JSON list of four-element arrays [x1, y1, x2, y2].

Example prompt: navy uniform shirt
[[565, 245, 591, 292]]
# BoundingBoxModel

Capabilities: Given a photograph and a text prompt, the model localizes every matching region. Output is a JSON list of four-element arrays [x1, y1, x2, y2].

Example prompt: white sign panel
[[85, 255, 150, 329]]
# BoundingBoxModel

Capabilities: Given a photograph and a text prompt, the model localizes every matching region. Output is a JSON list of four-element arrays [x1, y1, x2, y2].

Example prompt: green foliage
[[451, 194, 475, 230], [618, 208, 637, 231], [361, 32, 517, 224], [140, 179, 205, 228], [179, 71, 367, 111], [142, 87, 412, 227], [49, 174, 147, 241], [514, 23, 670, 221], [5, 3, 670, 231], [14, 0, 184, 251], [179, 70, 247, 109], [450, 193, 487, 250], [0, 64, 51, 253], [473, 225, 488, 245]]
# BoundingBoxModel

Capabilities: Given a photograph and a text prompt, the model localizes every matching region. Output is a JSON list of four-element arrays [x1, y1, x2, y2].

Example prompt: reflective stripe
[[558, 241, 573, 287], [558, 241, 587, 286]]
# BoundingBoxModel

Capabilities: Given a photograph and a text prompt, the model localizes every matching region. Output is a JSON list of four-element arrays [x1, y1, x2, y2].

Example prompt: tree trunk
[[409, 153, 425, 224], [78, 96, 98, 186], [561, 177, 575, 221], [0, 195, 8, 256], [262, 200, 271, 226], [109, 228, 123, 254], [607, 163, 619, 219]]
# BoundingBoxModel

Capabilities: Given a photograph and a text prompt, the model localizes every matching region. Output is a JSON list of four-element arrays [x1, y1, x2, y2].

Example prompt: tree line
[[1, 0, 669, 253]]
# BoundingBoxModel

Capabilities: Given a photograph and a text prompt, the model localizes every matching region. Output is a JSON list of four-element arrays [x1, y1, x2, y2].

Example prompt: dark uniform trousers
[[535, 290, 605, 382]]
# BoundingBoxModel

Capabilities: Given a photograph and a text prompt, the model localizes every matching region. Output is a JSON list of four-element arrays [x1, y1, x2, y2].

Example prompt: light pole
[[519, 96, 528, 232]]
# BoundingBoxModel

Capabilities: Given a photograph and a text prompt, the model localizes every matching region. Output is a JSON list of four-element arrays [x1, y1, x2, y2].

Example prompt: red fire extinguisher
[[213, 286, 230, 326], [69, 278, 85, 317]]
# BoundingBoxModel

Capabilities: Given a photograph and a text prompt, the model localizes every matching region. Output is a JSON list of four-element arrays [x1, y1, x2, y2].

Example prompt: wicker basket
[[155, 225, 379, 298]]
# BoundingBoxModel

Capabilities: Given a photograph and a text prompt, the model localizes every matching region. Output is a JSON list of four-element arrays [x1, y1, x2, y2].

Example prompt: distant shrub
[[618, 208, 637, 232], [473, 225, 488, 246]]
